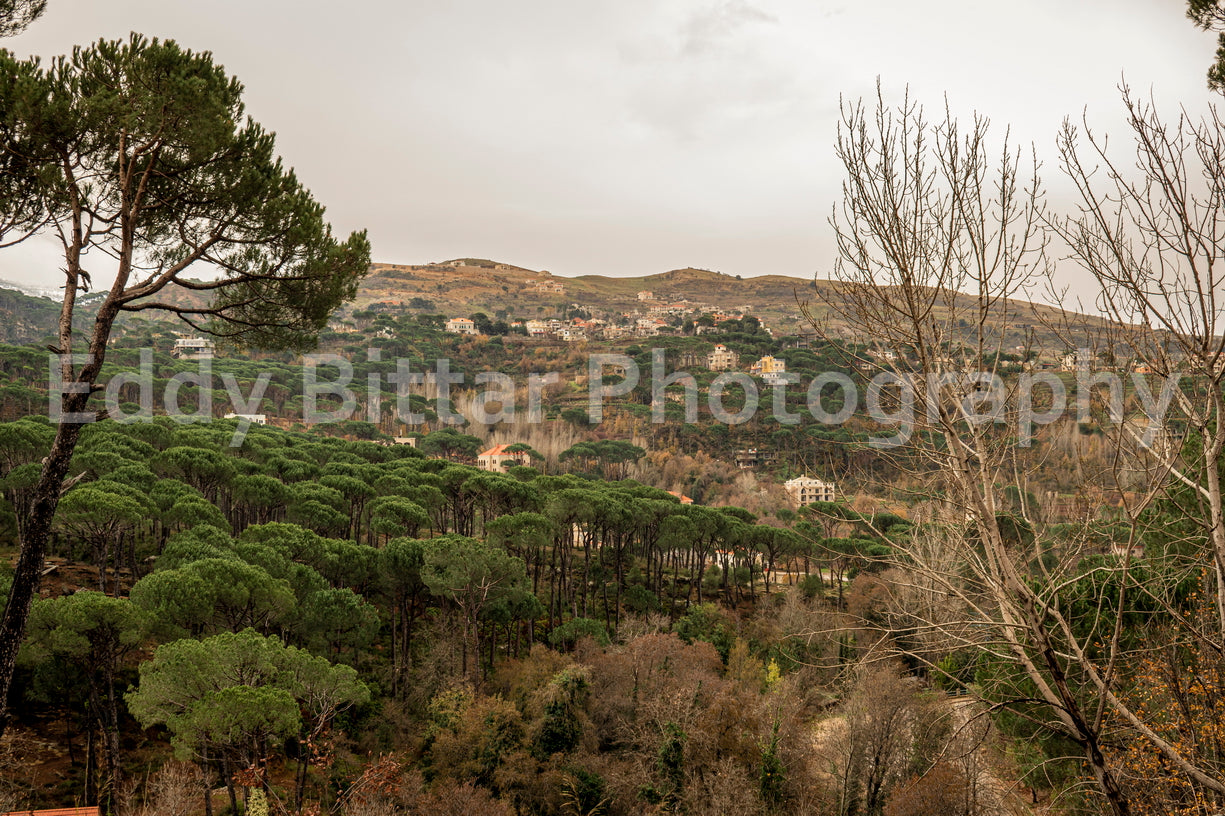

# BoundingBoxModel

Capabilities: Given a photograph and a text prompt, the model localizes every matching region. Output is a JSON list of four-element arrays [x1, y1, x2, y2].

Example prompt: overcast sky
[[0, 0, 1217, 299]]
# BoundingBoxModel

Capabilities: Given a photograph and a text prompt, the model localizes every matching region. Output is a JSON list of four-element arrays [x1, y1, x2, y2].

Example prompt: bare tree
[[805, 84, 1225, 815], [1051, 86, 1225, 805]]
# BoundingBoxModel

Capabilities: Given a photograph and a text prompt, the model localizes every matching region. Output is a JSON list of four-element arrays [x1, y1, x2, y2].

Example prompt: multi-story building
[[784, 476, 837, 507], [751, 356, 789, 385], [706, 344, 739, 371], [172, 337, 215, 359]]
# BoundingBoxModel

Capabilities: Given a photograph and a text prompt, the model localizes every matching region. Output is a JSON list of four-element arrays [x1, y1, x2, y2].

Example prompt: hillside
[[353, 259, 1110, 351], [0, 286, 106, 345], [3, 259, 1113, 355]]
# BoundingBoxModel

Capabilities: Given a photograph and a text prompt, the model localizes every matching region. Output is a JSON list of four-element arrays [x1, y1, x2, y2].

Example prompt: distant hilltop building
[[445, 317, 477, 335], [171, 337, 215, 359], [706, 344, 739, 371], [637, 290, 655, 301], [785, 476, 837, 507]]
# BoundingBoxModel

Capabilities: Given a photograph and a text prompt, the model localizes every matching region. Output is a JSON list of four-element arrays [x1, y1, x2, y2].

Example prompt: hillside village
[[94, 256, 1167, 540]]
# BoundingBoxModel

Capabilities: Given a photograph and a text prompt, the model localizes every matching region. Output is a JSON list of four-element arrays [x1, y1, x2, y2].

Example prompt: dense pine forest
[[0, 413, 925, 816]]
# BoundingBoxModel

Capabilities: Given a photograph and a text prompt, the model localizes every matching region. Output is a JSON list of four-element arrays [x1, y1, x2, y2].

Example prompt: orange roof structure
[[2, 808, 103, 816], [478, 444, 516, 458]]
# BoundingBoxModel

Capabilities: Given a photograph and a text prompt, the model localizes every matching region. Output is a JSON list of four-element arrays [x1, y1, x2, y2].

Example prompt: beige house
[[477, 444, 532, 472], [445, 317, 477, 335], [784, 476, 837, 507], [706, 344, 740, 371]]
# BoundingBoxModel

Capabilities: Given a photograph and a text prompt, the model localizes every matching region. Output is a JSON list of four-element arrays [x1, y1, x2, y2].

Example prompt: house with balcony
[[171, 337, 215, 359], [706, 344, 739, 371], [445, 317, 478, 335], [784, 476, 837, 507]]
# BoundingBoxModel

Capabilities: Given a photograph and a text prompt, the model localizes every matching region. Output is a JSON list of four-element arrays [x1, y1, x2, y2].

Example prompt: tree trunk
[[0, 418, 85, 736], [224, 759, 239, 816]]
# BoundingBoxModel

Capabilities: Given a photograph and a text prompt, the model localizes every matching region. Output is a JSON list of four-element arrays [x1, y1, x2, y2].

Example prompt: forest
[[7, 2, 1225, 815], [0, 414, 943, 816]]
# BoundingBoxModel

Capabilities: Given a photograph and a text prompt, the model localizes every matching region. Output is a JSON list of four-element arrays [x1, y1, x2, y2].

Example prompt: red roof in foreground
[[2, 808, 102, 816]]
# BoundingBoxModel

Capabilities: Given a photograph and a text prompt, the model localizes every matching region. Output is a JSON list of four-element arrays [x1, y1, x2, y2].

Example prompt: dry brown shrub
[[687, 756, 764, 816], [405, 778, 514, 816], [118, 761, 208, 816], [883, 761, 971, 816]]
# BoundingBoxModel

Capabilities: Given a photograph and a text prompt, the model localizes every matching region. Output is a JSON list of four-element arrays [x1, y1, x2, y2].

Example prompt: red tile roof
[[2, 808, 103, 816]]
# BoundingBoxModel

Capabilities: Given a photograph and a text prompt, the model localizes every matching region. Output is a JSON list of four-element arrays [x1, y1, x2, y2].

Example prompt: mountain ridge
[[354, 259, 1109, 350]]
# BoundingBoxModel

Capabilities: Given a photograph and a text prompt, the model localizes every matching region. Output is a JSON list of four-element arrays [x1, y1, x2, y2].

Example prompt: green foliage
[[654, 722, 687, 810], [419, 428, 483, 459], [22, 591, 148, 666], [0, 1, 46, 38], [674, 602, 734, 661], [623, 584, 661, 613], [422, 535, 527, 605], [425, 684, 475, 741], [759, 720, 786, 809], [130, 557, 294, 635], [797, 573, 824, 601], [1188, 0, 1225, 91], [548, 617, 610, 649], [559, 439, 645, 478], [126, 628, 369, 762], [0, 34, 370, 349], [561, 768, 608, 816], [369, 496, 430, 539]]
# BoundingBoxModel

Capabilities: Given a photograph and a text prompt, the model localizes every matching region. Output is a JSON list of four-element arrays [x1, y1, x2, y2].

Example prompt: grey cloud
[[681, 0, 778, 56]]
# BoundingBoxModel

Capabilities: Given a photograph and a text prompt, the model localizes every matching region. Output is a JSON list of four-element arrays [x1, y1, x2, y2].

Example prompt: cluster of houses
[[862, 346, 1161, 375], [532, 279, 567, 294], [442, 312, 764, 342]]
